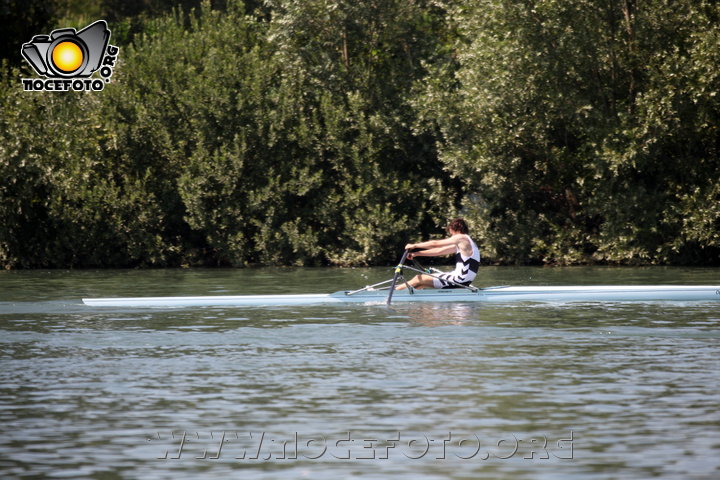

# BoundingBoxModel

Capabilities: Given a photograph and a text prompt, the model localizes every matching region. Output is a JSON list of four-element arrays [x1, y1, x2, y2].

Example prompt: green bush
[[420, 0, 720, 265], [1, 0, 718, 268]]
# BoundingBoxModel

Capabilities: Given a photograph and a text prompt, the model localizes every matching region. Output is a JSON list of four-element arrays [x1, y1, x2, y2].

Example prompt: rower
[[395, 218, 480, 291]]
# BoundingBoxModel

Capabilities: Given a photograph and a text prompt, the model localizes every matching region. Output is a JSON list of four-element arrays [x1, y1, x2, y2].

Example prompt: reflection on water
[[0, 267, 719, 480], [392, 303, 478, 326]]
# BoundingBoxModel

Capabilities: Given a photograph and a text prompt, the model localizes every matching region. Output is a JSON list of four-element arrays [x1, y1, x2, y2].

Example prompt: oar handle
[[387, 249, 413, 305]]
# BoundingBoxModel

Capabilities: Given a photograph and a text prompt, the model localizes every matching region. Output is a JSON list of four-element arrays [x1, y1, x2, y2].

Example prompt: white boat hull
[[83, 285, 720, 307]]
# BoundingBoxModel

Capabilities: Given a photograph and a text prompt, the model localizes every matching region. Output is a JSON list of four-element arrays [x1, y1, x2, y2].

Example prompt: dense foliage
[[1, 0, 718, 268], [421, 0, 720, 265]]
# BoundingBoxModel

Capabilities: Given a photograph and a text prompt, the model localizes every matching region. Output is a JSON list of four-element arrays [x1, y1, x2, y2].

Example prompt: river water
[[0, 266, 718, 479]]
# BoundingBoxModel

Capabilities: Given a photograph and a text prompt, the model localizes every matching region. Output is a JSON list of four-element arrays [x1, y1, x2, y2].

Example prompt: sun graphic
[[52, 41, 84, 73]]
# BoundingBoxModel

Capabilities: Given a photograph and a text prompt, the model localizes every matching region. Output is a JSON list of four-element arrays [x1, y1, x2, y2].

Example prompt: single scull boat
[[82, 250, 719, 307], [82, 285, 720, 307]]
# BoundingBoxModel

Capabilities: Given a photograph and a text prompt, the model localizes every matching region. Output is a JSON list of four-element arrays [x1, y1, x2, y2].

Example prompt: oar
[[387, 249, 411, 305]]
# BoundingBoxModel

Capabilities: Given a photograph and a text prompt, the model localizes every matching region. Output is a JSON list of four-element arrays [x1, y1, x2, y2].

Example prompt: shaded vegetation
[[1, 0, 718, 268]]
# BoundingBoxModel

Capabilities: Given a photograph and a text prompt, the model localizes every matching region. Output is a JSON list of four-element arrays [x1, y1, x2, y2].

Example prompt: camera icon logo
[[21, 20, 119, 92], [22, 20, 110, 78]]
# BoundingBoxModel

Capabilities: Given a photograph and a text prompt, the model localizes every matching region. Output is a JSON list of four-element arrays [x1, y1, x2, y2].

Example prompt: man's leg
[[396, 274, 436, 290]]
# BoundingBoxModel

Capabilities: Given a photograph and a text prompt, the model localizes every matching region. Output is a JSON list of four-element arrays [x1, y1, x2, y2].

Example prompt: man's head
[[447, 218, 469, 235]]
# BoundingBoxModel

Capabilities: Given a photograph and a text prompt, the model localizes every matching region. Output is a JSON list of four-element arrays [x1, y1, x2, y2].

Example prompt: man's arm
[[408, 245, 456, 258], [405, 234, 462, 258], [405, 235, 459, 251]]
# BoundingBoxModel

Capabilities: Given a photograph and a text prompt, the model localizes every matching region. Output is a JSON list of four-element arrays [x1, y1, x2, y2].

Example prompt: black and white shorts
[[432, 273, 474, 289]]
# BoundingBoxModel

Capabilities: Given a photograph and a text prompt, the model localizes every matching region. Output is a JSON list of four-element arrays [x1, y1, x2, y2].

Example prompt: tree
[[422, 0, 720, 264]]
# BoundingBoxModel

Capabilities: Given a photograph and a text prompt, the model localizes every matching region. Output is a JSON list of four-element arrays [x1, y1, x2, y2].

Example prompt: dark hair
[[447, 218, 469, 234]]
